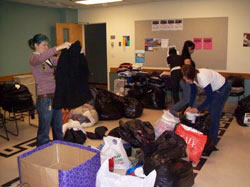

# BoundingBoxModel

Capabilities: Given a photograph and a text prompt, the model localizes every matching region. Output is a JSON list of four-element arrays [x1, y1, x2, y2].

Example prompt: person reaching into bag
[[28, 33, 71, 147], [182, 64, 232, 145]]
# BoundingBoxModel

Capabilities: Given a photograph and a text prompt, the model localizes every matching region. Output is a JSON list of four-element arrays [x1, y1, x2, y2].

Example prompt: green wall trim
[[0, 1, 77, 77]]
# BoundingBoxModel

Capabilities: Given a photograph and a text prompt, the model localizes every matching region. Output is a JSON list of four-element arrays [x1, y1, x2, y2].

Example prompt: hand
[[189, 108, 198, 113], [185, 107, 198, 114], [56, 42, 71, 51], [184, 107, 192, 114]]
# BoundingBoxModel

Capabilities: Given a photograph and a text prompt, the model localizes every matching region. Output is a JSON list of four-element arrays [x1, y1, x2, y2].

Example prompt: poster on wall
[[243, 33, 250, 47], [193, 38, 202, 50], [167, 19, 175, 31], [123, 36, 130, 46], [160, 20, 168, 31], [161, 39, 169, 48], [152, 20, 160, 31], [135, 50, 145, 63], [203, 37, 213, 50], [145, 38, 154, 51], [153, 38, 162, 48], [175, 19, 183, 30]]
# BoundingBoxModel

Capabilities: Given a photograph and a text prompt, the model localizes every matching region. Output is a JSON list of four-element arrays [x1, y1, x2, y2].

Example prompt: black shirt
[[167, 55, 184, 69]]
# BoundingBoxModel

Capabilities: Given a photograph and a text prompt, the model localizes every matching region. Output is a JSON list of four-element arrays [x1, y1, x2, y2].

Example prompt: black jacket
[[53, 41, 92, 109]]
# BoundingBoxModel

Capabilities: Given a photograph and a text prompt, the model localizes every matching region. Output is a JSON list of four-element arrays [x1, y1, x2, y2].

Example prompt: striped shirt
[[29, 47, 58, 95]]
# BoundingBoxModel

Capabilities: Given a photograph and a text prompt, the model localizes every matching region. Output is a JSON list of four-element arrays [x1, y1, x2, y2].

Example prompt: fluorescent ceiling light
[[76, 0, 122, 5]]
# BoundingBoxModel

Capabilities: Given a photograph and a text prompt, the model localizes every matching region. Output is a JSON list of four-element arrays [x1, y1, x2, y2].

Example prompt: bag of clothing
[[94, 88, 124, 120], [64, 128, 87, 145], [0, 83, 34, 112], [123, 97, 143, 118], [96, 160, 156, 187], [235, 95, 250, 126], [101, 136, 131, 170], [175, 124, 207, 163], [154, 110, 180, 139], [141, 86, 165, 109], [119, 119, 155, 148]]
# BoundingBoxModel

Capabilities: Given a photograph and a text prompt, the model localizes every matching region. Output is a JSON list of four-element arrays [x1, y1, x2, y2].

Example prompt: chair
[[227, 75, 245, 102], [0, 111, 9, 140]]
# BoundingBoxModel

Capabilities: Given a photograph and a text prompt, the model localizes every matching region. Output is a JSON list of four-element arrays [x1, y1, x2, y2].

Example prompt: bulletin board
[[135, 17, 228, 69]]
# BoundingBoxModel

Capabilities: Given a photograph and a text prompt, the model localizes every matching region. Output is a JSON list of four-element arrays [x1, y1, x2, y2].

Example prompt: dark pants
[[36, 97, 63, 147], [171, 70, 182, 103], [209, 80, 232, 145]]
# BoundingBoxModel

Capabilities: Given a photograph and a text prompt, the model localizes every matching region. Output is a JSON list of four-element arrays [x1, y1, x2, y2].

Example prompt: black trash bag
[[94, 88, 124, 120], [148, 71, 166, 89], [127, 85, 147, 99], [119, 119, 155, 148], [143, 131, 187, 176], [123, 97, 143, 118], [154, 164, 176, 187], [132, 72, 150, 86], [141, 86, 165, 109], [169, 159, 195, 187], [0, 83, 34, 112], [235, 95, 250, 126], [64, 129, 87, 144]]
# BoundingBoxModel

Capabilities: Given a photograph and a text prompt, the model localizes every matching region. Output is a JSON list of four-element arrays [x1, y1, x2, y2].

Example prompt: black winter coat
[[53, 41, 92, 109]]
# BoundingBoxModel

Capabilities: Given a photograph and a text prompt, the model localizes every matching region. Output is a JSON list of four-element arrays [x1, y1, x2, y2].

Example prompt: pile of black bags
[[235, 95, 250, 126]]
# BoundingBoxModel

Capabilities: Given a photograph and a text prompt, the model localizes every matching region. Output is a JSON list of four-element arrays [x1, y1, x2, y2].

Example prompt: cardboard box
[[18, 140, 100, 187]]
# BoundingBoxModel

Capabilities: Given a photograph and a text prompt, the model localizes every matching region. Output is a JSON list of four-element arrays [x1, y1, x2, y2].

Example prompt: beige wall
[[78, 0, 250, 85]]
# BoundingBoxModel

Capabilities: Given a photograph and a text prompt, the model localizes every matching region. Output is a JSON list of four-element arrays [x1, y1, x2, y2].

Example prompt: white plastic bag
[[96, 160, 156, 187], [101, 136, 131, 170], [154, 110, 180, 139]]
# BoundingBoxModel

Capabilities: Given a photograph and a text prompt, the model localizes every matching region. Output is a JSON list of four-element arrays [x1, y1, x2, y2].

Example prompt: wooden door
[[56, 23, 83, 46]]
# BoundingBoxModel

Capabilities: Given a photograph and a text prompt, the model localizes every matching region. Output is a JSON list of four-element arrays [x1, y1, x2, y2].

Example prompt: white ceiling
[[7, 0, 171, 9]]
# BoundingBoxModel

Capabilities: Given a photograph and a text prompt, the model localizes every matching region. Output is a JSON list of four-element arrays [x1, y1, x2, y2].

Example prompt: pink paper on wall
[[203, 37, 213, 50], [193, 38, 202, 50]]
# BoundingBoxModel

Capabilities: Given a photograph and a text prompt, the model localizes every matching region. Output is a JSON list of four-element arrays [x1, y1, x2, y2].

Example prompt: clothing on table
[[189, 68, 232, 144], [30, 47, 63, 147], [53, 41, 92, 110], [167, 55, 184, 103]]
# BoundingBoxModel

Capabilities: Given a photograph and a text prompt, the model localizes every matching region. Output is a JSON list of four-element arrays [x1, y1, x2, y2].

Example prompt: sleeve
[[50, 56, 59, 66], [189, 83, 197, 107], [197, 84, 213, 111], [30, 47, 57, 66]]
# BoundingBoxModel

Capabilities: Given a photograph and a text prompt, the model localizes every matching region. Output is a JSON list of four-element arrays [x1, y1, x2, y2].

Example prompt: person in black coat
[[53, 41, 92, 110], [167, 48, 184, 103]]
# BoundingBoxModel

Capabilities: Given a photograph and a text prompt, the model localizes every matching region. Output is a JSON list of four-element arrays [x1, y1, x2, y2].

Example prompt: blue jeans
[[36, 97, 63, 147], [170, 80, 191, 116], [209, 80, 232, 145]]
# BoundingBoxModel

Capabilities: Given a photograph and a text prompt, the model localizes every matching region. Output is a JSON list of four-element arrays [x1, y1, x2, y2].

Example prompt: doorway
[[84, 23, 107, 86]]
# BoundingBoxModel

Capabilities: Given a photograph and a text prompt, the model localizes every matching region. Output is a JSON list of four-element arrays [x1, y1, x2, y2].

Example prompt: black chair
[[227, 75, 245, 102]]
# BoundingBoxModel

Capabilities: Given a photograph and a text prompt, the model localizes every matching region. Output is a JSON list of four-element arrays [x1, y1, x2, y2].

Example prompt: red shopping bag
[[175, 124, 207, 163]]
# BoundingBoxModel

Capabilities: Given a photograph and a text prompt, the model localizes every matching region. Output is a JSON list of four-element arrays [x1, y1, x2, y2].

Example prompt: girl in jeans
[[28, 34, 71, 147], [182, 64, 232, 145], [170, 40, 196, 116]]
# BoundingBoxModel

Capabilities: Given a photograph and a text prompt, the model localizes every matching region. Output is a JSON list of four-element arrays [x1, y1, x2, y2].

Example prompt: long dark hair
[[181, 64, 199, 81], [28, 34, 49, 50], [181, 40, 195, 58]]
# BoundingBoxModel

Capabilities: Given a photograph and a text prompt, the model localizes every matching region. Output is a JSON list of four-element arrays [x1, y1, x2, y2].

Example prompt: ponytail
[[28, 34, 49, 51]]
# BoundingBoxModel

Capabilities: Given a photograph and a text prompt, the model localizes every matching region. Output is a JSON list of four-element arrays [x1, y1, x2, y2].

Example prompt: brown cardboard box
[[18, 141, 100, 187]]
